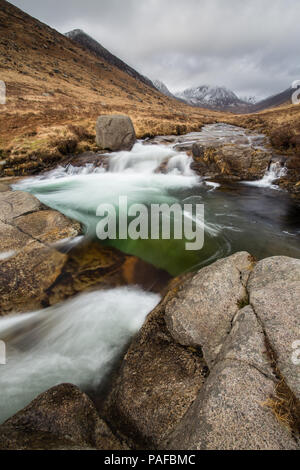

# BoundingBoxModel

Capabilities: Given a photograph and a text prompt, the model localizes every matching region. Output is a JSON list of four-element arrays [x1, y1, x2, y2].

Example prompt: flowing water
[[0, 287, 160, 423], [242, 161, 287, 188], [12, 124, 300, 275], [1, 123, 300, 423]]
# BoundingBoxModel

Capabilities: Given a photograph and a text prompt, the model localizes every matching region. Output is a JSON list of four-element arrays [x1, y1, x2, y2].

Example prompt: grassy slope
[[0, 0, 299, 177], [0, 0, 224, 175]]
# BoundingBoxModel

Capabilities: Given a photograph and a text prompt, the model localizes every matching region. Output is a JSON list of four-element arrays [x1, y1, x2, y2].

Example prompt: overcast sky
[[10, 0, 300, 99]]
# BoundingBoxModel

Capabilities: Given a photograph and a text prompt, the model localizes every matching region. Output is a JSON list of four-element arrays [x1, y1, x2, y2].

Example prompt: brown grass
[[234, 103, 300, 154], [0, 0, 225, 176], [1, 0, 300, 177], [262, 334, 300, 436], [264, 379, 300, 434]]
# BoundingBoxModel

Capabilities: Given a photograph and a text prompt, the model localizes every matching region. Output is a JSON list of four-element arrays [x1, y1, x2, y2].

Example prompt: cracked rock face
[[165, 359, 297, 450], [217, 306, 276, 379], [165, 251, 255, 367], [248, 257, 300, 401], [0, 190, 77, 315], [0, 190, 42, 223], [104, 252, 299, 450]]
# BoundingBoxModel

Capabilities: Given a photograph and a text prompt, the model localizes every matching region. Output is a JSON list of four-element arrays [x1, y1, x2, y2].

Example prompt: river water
[[12, 123, 300, 275], [0, 123, 299, 423]]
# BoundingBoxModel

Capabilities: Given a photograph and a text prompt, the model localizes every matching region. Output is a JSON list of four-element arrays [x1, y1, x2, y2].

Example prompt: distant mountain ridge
[[153, 80, 176, 98], [175, 85, 249, 111], [65, 29, 155, 89], [250, 87, 294, 112], [64, 30, 296, 114], [171, 83, 296, 113]]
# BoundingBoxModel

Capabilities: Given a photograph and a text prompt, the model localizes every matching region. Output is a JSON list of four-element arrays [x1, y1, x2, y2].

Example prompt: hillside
[[251, 87, 293, 112], [0, 0, 299, 178], [0, 0, 223, 176], [65, 29, 155, 90], [153, 80, 177, 99]]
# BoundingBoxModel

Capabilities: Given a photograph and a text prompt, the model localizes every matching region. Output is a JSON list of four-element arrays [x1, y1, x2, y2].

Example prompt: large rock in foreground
[[1, 252, 299, 450], [96, 115, 136, 151], [0, 384, 127, 450], [165, 306, 297, 450], [104, 253, 300, 450], [248, 257, 300, 400], [103, 276, 208, 449], [165, 251, 255, 367]]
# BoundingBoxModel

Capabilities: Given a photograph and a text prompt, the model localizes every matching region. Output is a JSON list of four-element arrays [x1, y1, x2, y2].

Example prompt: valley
[[0, 0, 299, 453]]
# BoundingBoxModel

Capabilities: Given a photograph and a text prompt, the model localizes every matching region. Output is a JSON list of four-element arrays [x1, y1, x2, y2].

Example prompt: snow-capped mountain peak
[[175, 85, 247, 110]]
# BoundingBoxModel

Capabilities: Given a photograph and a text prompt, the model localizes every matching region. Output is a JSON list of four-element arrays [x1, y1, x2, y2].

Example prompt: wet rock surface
[[0, 190, 76, 315], [0, 384, 127, 450], [0, 188, 170, 315], [151, 123, 291, 185], [46, 241, 170, 307], [14, 210, 80, 244], [0, 189, 42, 223], [192, 143, 272, 181]]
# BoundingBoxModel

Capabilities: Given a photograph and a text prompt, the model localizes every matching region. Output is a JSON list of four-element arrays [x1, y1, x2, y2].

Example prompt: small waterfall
[[108, 142, 179, 173], [167, 153, 195, 176], [12, 141, 209, 275], [244, 162, 287, 188], [0, 287, 160, 424]]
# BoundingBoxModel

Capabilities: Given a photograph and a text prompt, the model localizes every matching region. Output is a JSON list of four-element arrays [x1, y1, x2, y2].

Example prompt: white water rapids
[[12, 140, 222, 275], [13, 142, 201, 235], [0, 287, 160, 424], [0, 140, 202, 423], [243, 162, 287, 189]]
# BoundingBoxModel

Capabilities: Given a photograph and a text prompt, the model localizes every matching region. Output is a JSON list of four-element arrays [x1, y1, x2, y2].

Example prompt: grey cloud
[[10, 0, 300, 99]]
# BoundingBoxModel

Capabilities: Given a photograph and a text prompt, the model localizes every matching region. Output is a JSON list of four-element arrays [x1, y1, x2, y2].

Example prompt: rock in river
[[0, 190, 79, 315], [0, 187, 169, 315], [0, 384, 127, 450], [96, 114, 136, 151], [192, 142, 272, 181]]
